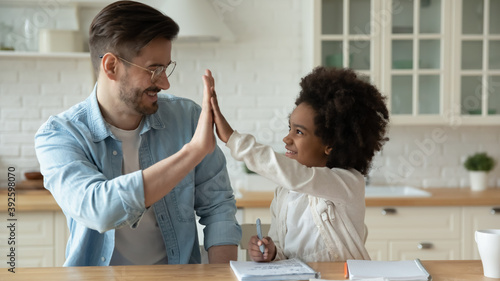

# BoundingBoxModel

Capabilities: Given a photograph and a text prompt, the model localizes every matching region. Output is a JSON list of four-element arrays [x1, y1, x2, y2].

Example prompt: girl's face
[[283, 103, 330, 167]]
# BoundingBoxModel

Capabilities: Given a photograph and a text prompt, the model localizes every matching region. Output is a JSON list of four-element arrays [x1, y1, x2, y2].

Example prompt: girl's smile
[[285, 149, 297, 157]]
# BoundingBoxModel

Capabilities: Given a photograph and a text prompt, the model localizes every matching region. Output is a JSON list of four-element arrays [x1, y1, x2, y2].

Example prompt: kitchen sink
[[365, 185, 431, 198]]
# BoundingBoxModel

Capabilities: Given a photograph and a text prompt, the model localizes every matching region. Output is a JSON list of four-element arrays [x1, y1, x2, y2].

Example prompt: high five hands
[[190, 70, 217, 156], [199, 69, 234, 144], [200, 71, 277, 262]]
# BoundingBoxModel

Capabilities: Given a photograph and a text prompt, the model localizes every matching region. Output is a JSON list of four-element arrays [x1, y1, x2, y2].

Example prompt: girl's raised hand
[[247, 235, 276, 262], [210, 89, 234, 143]]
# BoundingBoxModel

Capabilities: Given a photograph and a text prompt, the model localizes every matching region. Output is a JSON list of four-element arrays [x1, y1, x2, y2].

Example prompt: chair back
[[364, 223, 369, 244], [239, 223, 271, 260]]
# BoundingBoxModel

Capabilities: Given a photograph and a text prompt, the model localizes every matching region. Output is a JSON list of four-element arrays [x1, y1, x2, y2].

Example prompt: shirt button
[[101, 257, 106, 262], [113, 151, 117, 156]]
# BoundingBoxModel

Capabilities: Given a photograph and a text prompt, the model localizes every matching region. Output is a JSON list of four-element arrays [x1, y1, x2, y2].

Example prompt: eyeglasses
[[117, 56, 176, 83]]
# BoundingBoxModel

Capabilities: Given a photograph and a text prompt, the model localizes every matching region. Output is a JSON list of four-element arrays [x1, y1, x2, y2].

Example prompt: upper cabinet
[[453, 0, 500, 125], [314, 0, 382, 88], [383, 0, 450, 124], [0, 0, 111, 58], [306, 0, 500, 125]]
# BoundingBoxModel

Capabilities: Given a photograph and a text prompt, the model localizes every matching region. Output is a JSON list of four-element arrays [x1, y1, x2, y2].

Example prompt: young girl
[[210, 67, 389, 262]]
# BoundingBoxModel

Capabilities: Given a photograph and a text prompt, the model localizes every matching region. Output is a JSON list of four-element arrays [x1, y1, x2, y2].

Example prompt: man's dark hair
[[89, 0, 179, 76], [295, 67, 390, 175]]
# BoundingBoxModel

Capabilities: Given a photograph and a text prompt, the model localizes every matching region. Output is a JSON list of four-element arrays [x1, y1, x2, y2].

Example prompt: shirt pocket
[[171, 176, 196, 222]]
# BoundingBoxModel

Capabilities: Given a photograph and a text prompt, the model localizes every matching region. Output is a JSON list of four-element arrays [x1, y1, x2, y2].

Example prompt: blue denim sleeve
[[35, 117, 146, 233], [194, 146, 242, 249]]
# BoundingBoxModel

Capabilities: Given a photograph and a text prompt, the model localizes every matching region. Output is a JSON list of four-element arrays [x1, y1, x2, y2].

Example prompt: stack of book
[[345, 259, 431, 281]]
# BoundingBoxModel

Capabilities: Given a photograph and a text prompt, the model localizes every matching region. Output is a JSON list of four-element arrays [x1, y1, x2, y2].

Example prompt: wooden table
[[0, 260, 492, 281]]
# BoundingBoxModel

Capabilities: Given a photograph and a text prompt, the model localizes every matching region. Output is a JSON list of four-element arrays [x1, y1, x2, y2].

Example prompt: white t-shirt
[[107, 121, 168, 265]]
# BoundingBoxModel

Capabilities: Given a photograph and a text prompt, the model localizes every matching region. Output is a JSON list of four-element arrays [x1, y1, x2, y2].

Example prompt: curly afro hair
[[295, 67, 389, 175]]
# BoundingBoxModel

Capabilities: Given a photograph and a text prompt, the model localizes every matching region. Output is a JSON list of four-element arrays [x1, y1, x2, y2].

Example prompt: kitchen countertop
[[0, 260, 488, 281], [237, 188, 500, 208], [1, 189, 60, 211], [1, 187, 499, 211]]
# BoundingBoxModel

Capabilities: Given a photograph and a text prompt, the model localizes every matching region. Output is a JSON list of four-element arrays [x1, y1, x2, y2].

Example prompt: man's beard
[[118, 76, 160, 116]]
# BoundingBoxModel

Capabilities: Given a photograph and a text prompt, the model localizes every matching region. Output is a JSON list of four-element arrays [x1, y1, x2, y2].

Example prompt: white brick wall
[[0, 0, 499, 190], [0, 56, 93, 182], [369, 126, 500, 189]]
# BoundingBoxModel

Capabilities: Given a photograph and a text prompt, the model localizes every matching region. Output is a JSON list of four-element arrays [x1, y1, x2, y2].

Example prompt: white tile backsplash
[[0, 0, 499, 190]]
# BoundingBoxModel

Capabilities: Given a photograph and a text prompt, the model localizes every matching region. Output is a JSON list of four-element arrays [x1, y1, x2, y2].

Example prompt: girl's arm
[[211, 90, 363, 203], [228, 132, 362, 203]]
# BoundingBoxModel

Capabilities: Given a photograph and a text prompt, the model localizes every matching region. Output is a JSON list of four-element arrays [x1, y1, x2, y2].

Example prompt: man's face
[[117, 37, 173, 116]]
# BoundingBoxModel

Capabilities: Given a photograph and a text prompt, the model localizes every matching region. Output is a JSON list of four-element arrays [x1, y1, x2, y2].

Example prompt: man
[[35, 1, 241, 266]]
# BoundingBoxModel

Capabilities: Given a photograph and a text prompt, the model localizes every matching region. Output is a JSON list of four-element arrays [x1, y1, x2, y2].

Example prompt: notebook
[[313, 279, 387, 281], [230, 258, 320, 281], [345, 259, 431, 281]]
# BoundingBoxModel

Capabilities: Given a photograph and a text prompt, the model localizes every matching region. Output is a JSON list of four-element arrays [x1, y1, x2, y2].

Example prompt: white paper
[[313, 279, 387, 281], [230, 258, 318, 281]]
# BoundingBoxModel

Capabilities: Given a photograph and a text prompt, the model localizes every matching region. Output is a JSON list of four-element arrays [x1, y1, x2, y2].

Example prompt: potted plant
[[464, 152, 496, 191]]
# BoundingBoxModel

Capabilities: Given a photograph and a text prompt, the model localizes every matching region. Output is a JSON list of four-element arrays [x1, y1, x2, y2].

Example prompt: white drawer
[[0, 246, 54, 268], [462, 206, 500, 259], [366, 207, 461, 240], [0, 212, 54, 246], [389, 240, 461, 260], [365, 241, 388, 261]]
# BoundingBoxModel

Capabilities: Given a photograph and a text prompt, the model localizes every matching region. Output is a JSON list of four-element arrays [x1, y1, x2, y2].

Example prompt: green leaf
[[464, 152, 496, 172]]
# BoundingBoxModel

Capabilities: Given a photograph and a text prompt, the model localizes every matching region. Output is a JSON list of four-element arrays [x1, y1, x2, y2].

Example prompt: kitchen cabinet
[[306, 0, 500, 125], [304, 0, 382, 91], [365, 206, 461, 260], [0, 211, 69, 268], [366, 205, 500, 260], [452, 0, 500, 125], [0, 0, 109, 57], [240, 203, 500, 261], [461, 206, 500, 259]]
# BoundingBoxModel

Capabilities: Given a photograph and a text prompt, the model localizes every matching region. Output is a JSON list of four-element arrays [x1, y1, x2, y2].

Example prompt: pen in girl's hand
[[256, 218, 265, 254]]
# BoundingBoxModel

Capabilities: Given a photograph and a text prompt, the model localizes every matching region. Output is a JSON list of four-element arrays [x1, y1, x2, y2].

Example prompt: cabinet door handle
[[491, 208, 500, 215], [418, 242, 433, 250], [381, 208, 397, 215]]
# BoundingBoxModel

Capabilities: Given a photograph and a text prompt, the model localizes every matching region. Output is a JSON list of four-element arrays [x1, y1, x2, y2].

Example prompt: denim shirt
[[34, 84, 241, 266]]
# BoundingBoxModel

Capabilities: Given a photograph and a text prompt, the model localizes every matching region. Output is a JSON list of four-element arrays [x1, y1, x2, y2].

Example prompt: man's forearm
[[208, 245, 238, 263], [142, 143, 206, 207], [143, 70, 216, 207]]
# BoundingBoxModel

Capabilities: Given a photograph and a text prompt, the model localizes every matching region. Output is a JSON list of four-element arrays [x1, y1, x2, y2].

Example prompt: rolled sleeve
[[114, 170, 146, 227], [203, 220, 242, 249], [35, 118, 146, 233], [194, 147, 242, 249]]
